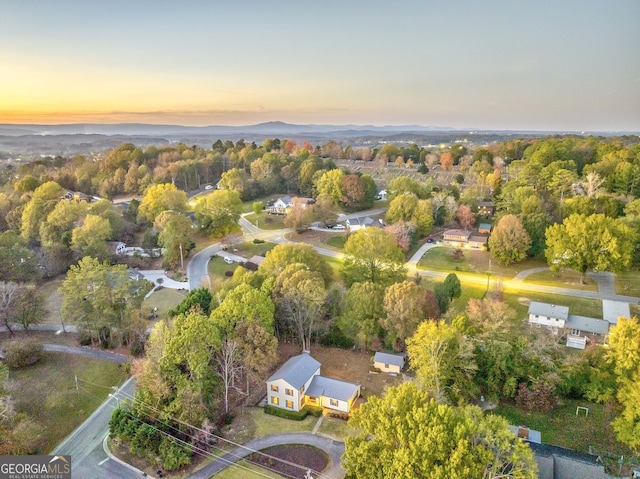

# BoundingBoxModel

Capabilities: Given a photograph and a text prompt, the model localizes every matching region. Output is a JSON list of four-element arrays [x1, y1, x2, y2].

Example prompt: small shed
[[478, 223, 492, 234], [374, 352, 406, 374]]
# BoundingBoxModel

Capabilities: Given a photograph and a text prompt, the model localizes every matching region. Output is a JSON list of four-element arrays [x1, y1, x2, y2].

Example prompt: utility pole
[[75, 375, 79, 397], [179, 243, 184, 270], [486, 259, 492, 294]]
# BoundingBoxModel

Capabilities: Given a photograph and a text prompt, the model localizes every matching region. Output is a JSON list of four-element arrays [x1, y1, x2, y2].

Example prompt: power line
[[114, 404, 288, 479], [113, 387, 332, 479], [76, 384, 290, 479], [75, 374, 332, 478]]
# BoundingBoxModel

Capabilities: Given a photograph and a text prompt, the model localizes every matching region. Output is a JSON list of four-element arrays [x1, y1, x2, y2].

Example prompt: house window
[[271, 384, 279, 392], [571, 328, 581, 335], [384, 364, 389, 369], [300, 385, 305, 394], [271, 396, 279, 405], [286, 400, 294, 409], [285, 388, 293, 396], [330, 398, 339, 407]]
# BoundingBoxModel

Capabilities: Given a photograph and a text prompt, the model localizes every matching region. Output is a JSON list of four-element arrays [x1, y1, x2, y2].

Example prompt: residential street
[[52, 377, 141, 479]]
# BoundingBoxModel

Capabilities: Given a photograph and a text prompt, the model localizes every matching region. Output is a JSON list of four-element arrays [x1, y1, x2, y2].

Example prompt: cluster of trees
[[0, 281, 45, 335], [59, 257, 152, 348], [343, 382, 537, 479]]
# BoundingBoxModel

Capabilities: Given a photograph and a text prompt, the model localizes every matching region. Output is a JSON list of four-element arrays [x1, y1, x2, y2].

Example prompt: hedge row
[[264, 404, 324, 420], [264, 405, 309, 421]]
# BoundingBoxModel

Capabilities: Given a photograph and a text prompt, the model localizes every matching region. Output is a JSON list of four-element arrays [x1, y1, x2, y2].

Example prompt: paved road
[[43, 344, 130, 364], [187, 243, 223, 290], [52, 377, 141, 479], [190, 432, 345, 479], [408, 264, 639, 303]]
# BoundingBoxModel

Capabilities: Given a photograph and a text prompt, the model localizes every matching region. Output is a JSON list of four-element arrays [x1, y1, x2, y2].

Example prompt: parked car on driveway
[[223, 257, 234, 264], [333, 224, 346, 231], [204, 185, 214, 190]]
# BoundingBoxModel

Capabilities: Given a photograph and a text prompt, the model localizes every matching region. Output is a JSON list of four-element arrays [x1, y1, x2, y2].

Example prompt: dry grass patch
[[38, 277, 64, 324], [7, 352, 128, 452]]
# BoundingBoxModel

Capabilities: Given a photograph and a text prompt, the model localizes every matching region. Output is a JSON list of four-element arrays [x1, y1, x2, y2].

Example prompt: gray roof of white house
[[305, 375, 359, 402], [527, 301, 569, 320], [374, 352, 406, 368], [566, 315, 610, 335], [602, 300, 630, 325], [347, 216, 374, 226], [266, 353, 320, 389]]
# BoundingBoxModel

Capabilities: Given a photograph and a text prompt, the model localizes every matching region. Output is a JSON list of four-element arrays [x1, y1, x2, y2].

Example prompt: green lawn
[[209, 255, 239, 279], [8, 352, 128, 453], [502, 288, 603, 319], [233, 241, 276, 258], [493, 400, 633, 460], [245, 212, 287, 230], [242, 195, 282, 214], [38, 277, 64, 324], [316, 416, 360, 441], [213, 460, 283, 478], [326, 235, 346, 249], [615, 270, 640, 297], [143, 288, 187, 320], [417, 277, 603, 320], [523, 270, 597, 291], [418, 247, 547, 278], [225, 407, 317, 445]]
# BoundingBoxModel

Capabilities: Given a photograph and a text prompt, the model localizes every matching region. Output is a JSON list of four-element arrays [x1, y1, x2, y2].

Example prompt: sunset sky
[[1, 0, 639, 131]]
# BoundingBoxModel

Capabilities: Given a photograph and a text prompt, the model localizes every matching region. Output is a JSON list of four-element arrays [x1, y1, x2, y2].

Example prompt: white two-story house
[[266, 353, 360, 414]]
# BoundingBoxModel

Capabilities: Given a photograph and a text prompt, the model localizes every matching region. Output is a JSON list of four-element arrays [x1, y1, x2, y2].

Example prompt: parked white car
[[204, 184, 214, 190], [223, 257, 234, 264], [333, 224, 346, 230]]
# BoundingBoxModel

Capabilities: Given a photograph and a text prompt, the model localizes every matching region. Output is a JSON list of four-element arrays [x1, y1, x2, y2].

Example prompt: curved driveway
[[190, 432, 345, 479]]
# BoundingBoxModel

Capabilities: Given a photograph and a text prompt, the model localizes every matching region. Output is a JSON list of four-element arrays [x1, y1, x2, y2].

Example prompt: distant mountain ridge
[[0, 121, 457, 137]]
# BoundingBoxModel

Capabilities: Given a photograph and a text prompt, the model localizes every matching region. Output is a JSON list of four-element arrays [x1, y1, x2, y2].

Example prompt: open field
[[523, 270, 598, 291], [6, 351, 128, 452], [143, 288, 187, 319], [418, 246, 547, 278]]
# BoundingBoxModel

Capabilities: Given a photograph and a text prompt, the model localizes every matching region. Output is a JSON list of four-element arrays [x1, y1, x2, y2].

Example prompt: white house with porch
[[266, 353, 360, 414]]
